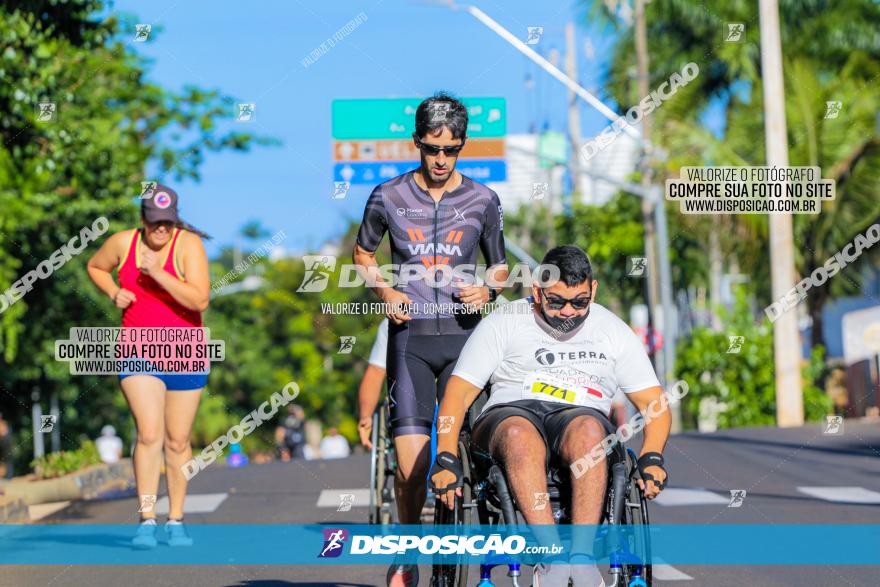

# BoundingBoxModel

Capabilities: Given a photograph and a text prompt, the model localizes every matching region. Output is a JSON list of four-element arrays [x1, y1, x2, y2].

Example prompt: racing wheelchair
[[431, 398, 653, 587], [368, 396, 396, 525]]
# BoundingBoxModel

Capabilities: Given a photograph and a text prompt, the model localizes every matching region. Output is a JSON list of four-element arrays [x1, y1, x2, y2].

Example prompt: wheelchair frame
[[368, 396, 396, 526], [432, 405, 653, 587]]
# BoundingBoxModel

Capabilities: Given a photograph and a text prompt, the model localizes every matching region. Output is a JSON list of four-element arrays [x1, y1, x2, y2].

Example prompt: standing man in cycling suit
[[431, 245, 670, 587], [353, 92, 508, 587]]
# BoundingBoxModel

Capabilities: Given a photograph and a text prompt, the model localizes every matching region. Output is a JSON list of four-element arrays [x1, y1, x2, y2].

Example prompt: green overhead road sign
[[332, 97, 506, 139]]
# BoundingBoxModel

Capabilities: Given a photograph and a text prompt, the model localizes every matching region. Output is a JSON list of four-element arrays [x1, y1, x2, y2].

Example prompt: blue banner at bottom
[[1, 524, 878, 565]]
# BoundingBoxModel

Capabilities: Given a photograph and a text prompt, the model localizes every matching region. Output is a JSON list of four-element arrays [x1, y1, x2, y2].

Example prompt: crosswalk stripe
[[796, 486, 880, 504], [316, 488, 372, 508], [154, 492, 228, 514], [653, 488, 729, 506], [652, 560, 694, 581]]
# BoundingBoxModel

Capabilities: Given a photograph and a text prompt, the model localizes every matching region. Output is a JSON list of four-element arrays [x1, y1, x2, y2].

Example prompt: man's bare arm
[[626, 385, 671, 499], [433, 375, 484, 509], [353, 244, 411, 323], [352, 244, 390, 301], [436, 375, 484, 455]]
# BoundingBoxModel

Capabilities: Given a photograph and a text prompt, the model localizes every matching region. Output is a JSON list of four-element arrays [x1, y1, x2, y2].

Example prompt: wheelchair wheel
[[431, 439, 473, 587], [621, 448, 652, 586], [369, 404, 394, 525]]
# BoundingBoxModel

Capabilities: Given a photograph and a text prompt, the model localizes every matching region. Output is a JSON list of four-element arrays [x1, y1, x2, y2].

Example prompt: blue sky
[[113, 0, 625, 256]]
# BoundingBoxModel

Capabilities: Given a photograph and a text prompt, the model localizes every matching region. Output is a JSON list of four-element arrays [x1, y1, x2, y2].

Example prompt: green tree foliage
[[31, 439, 100, 479], [556, 192, 703, 314], [0, 0, 270, 469], [202, 220, 387, 446], [676, 289, 832, 428]]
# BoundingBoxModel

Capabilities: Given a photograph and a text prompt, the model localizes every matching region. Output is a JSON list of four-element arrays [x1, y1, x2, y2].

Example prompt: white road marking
[[653, 488, 729, 506], [796, 486, 880, 504], [316, 488, 371, 508], [154, 492, 228, 514], [652, 560, 695, 581]]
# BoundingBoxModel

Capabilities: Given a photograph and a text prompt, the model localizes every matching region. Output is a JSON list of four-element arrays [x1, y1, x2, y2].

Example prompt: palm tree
[[583, 0, 880, 346]]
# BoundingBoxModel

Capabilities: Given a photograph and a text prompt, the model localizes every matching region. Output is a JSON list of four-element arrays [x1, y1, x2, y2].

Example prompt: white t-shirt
[[452, 298, 660, 417], [96, 435, 123, 464], [320, 435, 351, 459], [368, 318, 389, 369]]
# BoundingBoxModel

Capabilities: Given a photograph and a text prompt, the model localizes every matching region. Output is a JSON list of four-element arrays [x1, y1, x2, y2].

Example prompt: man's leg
[[488, 416, 553, 524], [557, 414, 609, 587], [558, 415, 608, 526], [393, 433, 431, 524], [487, 415, 570, 586], [385, 325, 436, 526]]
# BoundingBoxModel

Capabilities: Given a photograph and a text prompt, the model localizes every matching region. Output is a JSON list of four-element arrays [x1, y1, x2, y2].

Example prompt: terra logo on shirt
[[535, 348, 555, 365], [535, 347, 607, 366]]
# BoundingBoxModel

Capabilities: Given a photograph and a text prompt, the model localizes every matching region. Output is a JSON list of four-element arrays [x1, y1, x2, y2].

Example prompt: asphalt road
[[4, 419, 879, 587]]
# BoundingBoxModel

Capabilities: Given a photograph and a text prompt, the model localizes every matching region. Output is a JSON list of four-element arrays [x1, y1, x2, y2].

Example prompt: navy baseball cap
[[141, 184, 180, 223]]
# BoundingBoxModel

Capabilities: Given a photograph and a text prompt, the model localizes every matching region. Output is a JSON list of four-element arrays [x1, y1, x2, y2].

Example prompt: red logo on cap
[[155, 192, 172, 209]]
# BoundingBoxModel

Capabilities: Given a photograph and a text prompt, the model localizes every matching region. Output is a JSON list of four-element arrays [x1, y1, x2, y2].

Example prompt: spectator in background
[[275, 405, 306, 460], [0, 412, 11, 479], [319, 427, 351, 460], [96, 425, 124, 464]]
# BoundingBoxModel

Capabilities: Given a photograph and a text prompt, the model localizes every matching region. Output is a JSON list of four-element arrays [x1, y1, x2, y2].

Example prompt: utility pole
[[634, 0, 679, 431], [759, 0, 804, 426], [49, 392, 61, 453], [31, 388, 44, 459], [634, 0, 660, 341], [565, 22, 583, 205]]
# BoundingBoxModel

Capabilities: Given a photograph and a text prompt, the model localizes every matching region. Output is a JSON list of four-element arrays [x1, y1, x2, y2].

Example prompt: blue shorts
[[118, 358, 208, 391]]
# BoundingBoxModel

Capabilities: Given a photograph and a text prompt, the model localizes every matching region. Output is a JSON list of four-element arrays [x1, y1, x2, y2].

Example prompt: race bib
[[522, 372, 603, 407]]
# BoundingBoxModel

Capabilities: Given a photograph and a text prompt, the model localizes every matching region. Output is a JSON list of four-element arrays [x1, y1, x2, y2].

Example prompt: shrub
[[31, 440, 102, 479], [675, 289, 832, 429]]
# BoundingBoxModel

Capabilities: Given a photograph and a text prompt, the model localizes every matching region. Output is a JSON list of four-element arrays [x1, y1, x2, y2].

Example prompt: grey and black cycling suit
[[356, 171, 506, 436]]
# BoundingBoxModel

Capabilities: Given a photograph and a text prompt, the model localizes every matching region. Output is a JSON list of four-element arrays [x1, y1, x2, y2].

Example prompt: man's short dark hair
[[540, 245, 593, 286], [415, 92, 468, 140]]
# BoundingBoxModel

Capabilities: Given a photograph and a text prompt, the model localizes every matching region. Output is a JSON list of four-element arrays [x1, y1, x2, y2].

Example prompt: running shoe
[[386, 563, 419, 587], [568, 553, 605, 587], [532, 558, 571, 587], [165, 519, 194, 546], [131, 519, 158, 549]]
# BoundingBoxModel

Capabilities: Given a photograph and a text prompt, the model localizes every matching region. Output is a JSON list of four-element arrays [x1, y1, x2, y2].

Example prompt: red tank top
[[117, 228, 202, 328]]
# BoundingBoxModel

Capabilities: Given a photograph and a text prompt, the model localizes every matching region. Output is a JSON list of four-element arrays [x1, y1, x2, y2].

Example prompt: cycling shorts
[[387, 321, 469, 436]]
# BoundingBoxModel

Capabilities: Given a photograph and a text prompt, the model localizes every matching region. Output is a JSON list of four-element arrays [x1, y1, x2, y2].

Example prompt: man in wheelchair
[[430, 245, 670, 587]]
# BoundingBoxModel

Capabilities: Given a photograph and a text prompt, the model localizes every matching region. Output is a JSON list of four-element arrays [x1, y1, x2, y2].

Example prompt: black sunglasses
[[415, 138, 465, 156], [540, 289, 592, 310]]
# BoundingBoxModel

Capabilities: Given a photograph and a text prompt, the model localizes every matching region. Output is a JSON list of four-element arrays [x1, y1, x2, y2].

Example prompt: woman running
[[87, 185, 210, 548]]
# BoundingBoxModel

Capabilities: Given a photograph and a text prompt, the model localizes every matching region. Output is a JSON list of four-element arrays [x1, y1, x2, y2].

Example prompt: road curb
[[0, 460, 134, 509]]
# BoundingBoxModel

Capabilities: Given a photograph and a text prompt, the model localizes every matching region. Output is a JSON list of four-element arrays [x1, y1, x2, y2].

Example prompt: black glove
[[429, 451, 464, 494], [637, 452, 668, 490]]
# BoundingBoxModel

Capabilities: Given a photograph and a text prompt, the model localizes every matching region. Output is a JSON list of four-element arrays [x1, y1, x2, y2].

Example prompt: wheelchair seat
[[467, 436, 630, 525]]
